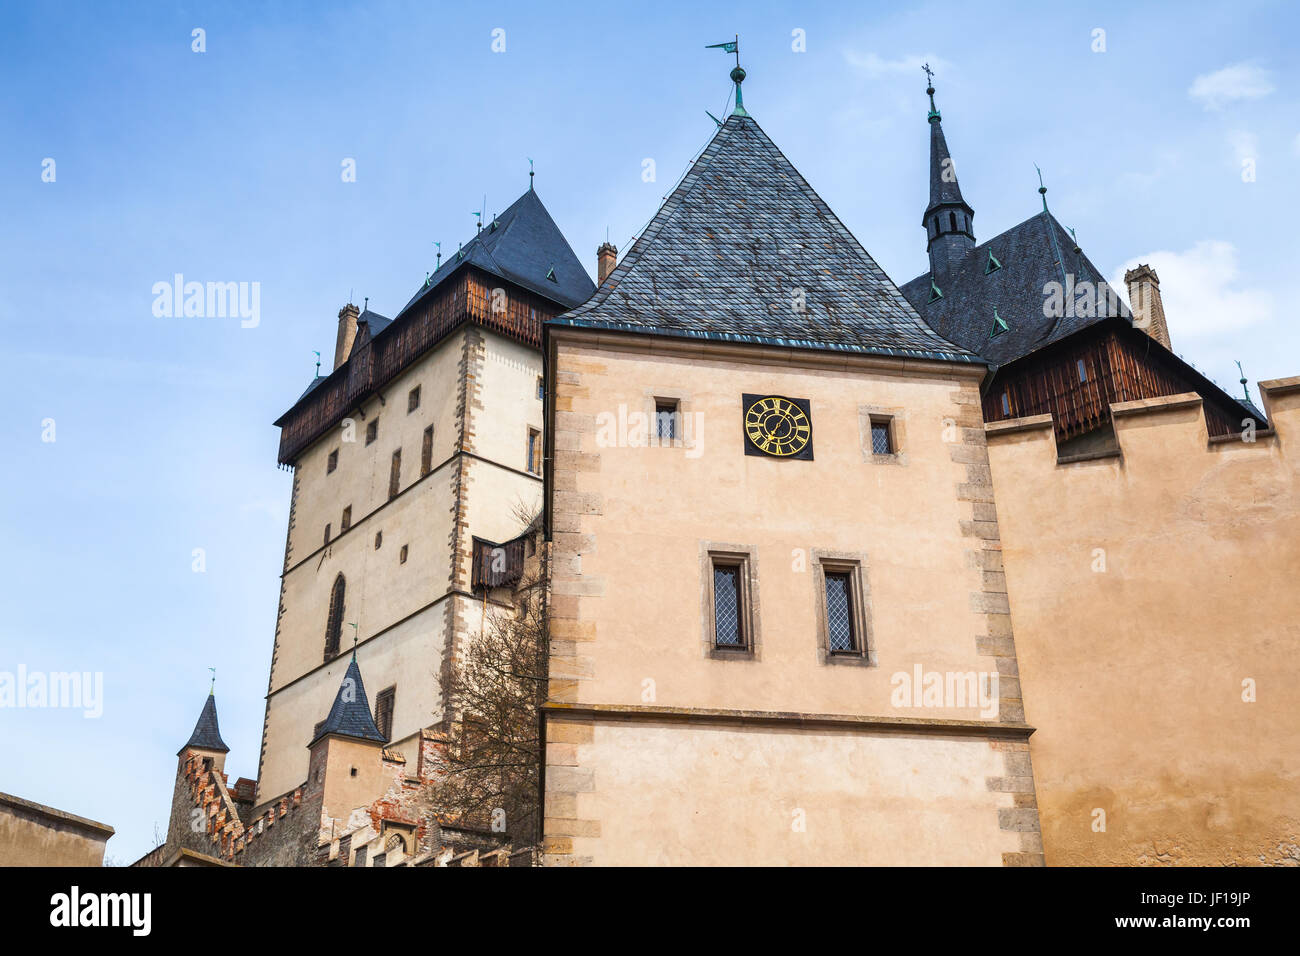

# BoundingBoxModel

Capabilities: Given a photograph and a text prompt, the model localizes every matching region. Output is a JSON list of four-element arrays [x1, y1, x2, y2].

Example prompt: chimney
[[334, 302, 360, 370], [1124, 265, 1171, 350], [597, 242, 618, 285]]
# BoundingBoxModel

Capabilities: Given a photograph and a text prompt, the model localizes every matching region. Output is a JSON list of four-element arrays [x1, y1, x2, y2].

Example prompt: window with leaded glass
[[823, 571, 856, 653], [870, 419, 893, 455], [712, 563, 744, 648], [655, 399, 679, 442]]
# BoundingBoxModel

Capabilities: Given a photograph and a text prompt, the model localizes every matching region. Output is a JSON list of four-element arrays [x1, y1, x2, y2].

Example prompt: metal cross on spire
[[922, 62, 935, 85]]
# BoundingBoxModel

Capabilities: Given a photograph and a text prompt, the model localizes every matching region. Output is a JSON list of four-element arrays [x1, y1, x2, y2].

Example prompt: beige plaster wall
[[548, 717, 1023, 866], [0, 794, 113, 866], [986, 382, 1300, 865]]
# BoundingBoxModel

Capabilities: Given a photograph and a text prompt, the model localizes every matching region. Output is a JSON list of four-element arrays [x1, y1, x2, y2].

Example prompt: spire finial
[[208, 667, 216, 695], [313, 350, 320, 376], [707, 35, 746, 116], [528, 157, 534, 191], [348, 622, 359, 660], [923, 63, 939, 121], [1035, 164, 1049, 212], [1236, 360, 1253, 403], [434, 240, 441, 269]]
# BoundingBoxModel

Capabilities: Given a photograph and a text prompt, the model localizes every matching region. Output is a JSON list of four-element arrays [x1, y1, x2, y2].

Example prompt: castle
[[140, 65, 1300, 867]]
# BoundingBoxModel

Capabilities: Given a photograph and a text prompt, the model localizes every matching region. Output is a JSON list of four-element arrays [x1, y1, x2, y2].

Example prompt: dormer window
[[928, 280, 943, 303], [985, 250, 1002, 274], [990, 307, 1009, 338], [545, 266, 557, 283]]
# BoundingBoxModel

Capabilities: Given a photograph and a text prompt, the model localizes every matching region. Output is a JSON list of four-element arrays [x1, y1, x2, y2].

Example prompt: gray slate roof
[[309, 657, 387, 747], [399, 188, 595, 318], [179, 693, 229, 755], [927, 113, 970, 215], [548, 114, 978, 364], [901, 211, 1122, 367], [358, 308, 391, 336]]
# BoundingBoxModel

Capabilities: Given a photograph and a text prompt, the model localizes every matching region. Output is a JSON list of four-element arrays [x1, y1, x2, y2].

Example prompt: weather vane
[[348, 622, 359, 658], [528, 157, 534, 190], [208, 667, 216, 693], [313, 350, 320, 375], [434, 240, 441, 268], [922, 62, 935, 85]]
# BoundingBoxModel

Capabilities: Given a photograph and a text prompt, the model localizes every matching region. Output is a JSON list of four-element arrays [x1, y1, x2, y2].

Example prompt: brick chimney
[[1124, 265, 1171, 350], [597, 242, 618, 285], [334, 302, 360, 370]]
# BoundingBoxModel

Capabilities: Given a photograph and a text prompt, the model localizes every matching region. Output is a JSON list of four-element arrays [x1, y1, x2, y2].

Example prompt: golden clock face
[[744, 395, 812, 458]]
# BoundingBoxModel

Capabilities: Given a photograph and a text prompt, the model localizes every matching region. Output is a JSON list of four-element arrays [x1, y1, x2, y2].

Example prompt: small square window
[[327, 449, 338, 474], [870, 418, 893, 455], [655, 399, 679, 442], [408, 386, 421, 413], [341, 506, 351, 532], [399, 544, 408, 564], [366, 419, 378, 445]]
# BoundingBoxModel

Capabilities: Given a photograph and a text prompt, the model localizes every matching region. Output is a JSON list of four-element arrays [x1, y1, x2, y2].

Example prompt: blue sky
[[2, 0, 1295, 863]]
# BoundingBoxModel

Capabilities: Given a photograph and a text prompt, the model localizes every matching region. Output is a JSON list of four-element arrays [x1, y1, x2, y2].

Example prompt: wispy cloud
[[844, 51, 951, 78], [1109, 241, 1273, 337], [1188, 62, 1274, 110]]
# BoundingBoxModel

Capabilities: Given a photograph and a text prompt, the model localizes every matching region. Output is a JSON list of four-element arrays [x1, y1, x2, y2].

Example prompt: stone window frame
[[700, 541, 761, 662], [526, 427, 542, 475], [641, 386, 693, 450], [811, 549, 874, 667], [859, 404, 907, 466]]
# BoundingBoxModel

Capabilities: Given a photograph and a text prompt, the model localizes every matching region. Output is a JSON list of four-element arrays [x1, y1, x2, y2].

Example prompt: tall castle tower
[[254, 188, 594, 808]]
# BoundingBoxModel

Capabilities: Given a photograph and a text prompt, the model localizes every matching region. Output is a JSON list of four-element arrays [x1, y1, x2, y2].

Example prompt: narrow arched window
[[324, 574, 345, 659], [949, 212, 957, 233]]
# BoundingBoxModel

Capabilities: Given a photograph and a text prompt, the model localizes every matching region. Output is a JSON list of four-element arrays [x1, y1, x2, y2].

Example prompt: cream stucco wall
[[545, 332, 1040, 865], [986, 382, 1300, 865], [259, 324, 545, 803]]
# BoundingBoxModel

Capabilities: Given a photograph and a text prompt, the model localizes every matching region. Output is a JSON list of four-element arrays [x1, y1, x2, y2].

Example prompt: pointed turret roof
[[399, 188, 595, 318], [178, 693, 229, 756], [925, 86, 971, 218], [308, 657, 387, 747], [549, 114, 976, 364]]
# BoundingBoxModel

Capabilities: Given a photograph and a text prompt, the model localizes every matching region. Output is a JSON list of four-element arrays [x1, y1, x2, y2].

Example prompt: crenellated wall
[[986, 377, 1300, 865]]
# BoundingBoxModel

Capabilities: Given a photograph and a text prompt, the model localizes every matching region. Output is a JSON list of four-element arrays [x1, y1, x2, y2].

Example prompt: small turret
[[921, 67, 976, 276]]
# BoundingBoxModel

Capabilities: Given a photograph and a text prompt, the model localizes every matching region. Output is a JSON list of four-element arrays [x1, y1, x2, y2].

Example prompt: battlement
[[985, 377, 1299, 468]]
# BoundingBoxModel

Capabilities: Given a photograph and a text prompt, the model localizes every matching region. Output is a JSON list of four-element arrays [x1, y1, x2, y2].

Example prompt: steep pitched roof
[[927, 110, 971, 217], [549, 114, 977, 364], [901, 211, 1121, 367], [179, 694, 229, 755], [399, 188, 595, 318], [308, 657, 386, 747], [358, 308, 391, 337]]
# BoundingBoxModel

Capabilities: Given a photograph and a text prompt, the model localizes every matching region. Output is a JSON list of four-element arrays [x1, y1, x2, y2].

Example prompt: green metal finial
[[1068, 226, 1080, 253], [312, 350, 320, 376], [528, 157, 534, 190], [1236, 361, 1253, 403], [923, 63, 940, 121], [1035, 164, 1049, 212], [208, 667, 216, 695], [434, 241, 441, 269], [707, 35, 747, 116], [348, 623, 359, 660]]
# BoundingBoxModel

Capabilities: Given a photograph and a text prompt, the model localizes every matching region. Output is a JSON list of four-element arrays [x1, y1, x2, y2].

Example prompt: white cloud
[[1188, 63, 1274, 110], [844, 52, 951, 77], [1109, 241, 1272, 337]]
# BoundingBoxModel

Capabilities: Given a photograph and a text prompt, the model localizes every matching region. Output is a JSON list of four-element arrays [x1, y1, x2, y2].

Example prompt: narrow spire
[[179, 690, 229, 755], [921, 67, 975, 275]]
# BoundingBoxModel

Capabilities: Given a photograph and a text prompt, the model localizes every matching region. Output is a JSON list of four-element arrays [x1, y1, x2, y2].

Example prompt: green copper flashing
[[929, 279, 943, 302], [985, 249, 1002, 274], [990, 306, 1009, 338], [923, 63, 941, 122]]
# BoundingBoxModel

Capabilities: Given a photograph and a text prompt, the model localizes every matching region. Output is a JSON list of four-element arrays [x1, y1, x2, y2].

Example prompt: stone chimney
[[597, 242, 618, 285], [334, 302, 360, 370], [1124, 265, 1171, 350]]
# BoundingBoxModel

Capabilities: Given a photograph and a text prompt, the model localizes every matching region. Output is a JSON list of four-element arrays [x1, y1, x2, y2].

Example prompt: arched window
[[324, 574, 345, 659], [949, 212, 958, 233]]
